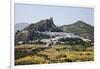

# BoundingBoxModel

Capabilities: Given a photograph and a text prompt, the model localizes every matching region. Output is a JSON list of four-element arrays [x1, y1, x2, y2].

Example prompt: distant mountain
[[23, 17, 62, 32], [15, 23, 29, 32], [60, 20, 94, 41]]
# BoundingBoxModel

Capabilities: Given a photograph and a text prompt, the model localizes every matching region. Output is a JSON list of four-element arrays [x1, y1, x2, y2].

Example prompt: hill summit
[[23, 17, 62, 32], [60, 20, 94, 41]]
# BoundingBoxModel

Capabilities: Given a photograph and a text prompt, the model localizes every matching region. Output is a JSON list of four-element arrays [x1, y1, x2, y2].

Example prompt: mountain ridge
[[15, 18, 94, 42]]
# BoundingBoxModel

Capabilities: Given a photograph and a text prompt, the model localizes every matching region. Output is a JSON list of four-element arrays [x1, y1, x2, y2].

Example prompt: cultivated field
[[15, 44, 94, 65]]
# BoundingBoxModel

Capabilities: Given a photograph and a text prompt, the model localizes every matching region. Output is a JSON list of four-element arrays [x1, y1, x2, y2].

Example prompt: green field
[[15, 44, 94, 65]]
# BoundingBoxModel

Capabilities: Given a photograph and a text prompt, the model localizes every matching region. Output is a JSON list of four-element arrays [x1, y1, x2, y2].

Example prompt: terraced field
[[15, 44, 94, 65]]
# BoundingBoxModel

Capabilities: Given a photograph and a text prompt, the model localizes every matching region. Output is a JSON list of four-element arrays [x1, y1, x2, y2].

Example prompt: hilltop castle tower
[[50, 17, 53, 23], [49, 17, 54, 27]]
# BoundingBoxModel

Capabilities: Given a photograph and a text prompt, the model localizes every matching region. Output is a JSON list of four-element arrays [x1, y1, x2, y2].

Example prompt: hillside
[[60, 20, 94, 41], [15, 17, 62, 42]]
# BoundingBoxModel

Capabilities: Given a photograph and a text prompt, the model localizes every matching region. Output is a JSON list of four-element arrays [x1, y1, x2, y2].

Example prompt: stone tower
[[49, 17, 54, 25]]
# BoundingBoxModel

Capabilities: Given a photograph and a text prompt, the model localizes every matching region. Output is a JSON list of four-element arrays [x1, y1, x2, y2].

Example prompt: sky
[[15, 3, 94, 26]]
